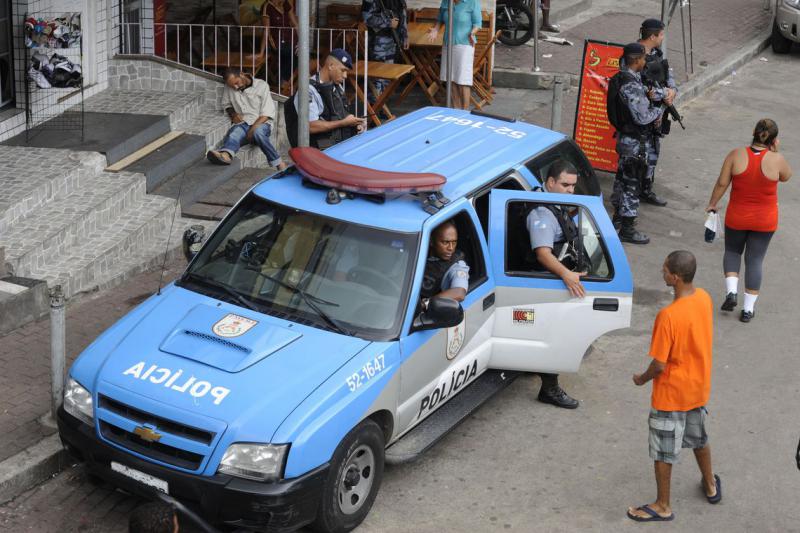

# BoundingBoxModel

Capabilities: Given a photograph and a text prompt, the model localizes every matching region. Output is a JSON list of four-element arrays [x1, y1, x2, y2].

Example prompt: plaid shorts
[[648, 406, 709, 464]]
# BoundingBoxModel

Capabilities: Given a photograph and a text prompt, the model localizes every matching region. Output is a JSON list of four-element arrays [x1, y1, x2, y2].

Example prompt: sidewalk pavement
[[494, 0, 772, 86], [0, 0, 778, 507]]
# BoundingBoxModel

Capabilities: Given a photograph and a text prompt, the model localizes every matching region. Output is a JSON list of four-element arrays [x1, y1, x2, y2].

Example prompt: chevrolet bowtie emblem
[[133, 426, 162, 443]]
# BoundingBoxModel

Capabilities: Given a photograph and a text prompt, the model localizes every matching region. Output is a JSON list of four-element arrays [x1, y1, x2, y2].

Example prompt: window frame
[[523, 139, 602, 197], [504, 199, 615, 283]]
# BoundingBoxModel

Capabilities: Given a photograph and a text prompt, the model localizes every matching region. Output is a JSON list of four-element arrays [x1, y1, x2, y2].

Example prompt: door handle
[[483, 293, 495, 311], [593, 298, 619, 312]]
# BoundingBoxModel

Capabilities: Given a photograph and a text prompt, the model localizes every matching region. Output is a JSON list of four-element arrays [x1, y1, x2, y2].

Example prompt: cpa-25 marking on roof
[[424, 113, 527, 139]]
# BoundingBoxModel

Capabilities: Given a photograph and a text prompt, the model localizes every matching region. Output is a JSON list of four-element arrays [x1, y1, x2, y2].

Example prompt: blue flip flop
[[704, 474, 722, 504], [627, 504, 675, 522]]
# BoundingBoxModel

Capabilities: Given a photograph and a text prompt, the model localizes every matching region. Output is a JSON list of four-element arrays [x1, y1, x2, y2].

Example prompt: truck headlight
[[786, 0, 800, 9], [63, 378, 93, 426], [218, 443, 288, 481]]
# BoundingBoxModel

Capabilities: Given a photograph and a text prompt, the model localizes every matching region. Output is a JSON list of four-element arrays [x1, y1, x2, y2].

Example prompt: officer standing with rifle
[[607, 43, 665, 245], [637, 18, 682, 207], [362, 0, 409, 98]]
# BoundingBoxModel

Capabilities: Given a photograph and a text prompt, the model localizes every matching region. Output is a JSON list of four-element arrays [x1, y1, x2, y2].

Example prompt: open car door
[[487, 189, 633, 373]]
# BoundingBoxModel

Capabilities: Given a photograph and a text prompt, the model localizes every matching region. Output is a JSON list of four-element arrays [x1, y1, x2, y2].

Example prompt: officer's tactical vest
[[284, 78, 355, 149], [606, 70, 650, 136], [526, 205, 586, 272], [421, 250, 466, 299], [642, 49, 670, 87]]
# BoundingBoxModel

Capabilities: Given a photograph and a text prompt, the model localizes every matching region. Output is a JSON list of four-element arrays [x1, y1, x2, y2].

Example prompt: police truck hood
[[94, 286, 370, 440]]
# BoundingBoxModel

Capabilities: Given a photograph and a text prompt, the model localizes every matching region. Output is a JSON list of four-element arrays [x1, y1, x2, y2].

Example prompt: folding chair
[[470, 29, 501, 109]]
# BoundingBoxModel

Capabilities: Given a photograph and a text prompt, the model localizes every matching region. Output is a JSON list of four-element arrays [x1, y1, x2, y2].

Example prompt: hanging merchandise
[[27, 51, 82, 88], [24, 13, 81, 49]]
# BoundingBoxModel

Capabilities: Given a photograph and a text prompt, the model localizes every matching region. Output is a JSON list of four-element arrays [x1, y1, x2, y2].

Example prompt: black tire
[[312, 419, 385, 533], [497, 4, 534, 46], [772, 21, 792, 54]]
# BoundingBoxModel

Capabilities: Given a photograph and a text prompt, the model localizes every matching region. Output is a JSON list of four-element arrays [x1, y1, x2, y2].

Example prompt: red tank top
[[725, 147, 779, 232]]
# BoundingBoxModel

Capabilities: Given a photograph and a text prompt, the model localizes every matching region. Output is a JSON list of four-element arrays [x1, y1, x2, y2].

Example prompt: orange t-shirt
[[649, 289, 713, 411]]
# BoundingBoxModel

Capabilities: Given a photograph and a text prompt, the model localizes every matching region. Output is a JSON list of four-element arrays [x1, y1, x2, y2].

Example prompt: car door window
[[505, 200, 613, 281], [525, 140, 601, 196]]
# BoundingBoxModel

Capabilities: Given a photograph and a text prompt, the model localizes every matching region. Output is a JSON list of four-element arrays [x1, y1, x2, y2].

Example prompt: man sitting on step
[[206, 68, 287, 171]]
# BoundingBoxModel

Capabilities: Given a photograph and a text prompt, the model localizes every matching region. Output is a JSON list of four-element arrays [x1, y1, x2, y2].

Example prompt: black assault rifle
[[648, 80, 685, 130]]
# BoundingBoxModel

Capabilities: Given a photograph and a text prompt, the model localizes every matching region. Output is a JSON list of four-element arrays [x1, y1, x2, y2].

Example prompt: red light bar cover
[[289, 147, 446, 194]]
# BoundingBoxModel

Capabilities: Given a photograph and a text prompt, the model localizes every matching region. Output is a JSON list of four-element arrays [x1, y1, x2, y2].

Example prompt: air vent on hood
[[183, 330, 249, 353]]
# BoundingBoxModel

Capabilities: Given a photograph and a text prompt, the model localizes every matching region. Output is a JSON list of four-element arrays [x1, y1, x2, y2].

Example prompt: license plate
[[111, 461, 169, 494]]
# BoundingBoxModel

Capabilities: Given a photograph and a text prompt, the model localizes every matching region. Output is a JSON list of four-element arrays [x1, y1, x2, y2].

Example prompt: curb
[[0, 433, 70, 505], [674, 30, 772, 106], [494, 30, 771, 94]]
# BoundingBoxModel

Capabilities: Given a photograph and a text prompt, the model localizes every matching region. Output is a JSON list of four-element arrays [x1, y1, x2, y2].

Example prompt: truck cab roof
[[251, 107, 566, 231]]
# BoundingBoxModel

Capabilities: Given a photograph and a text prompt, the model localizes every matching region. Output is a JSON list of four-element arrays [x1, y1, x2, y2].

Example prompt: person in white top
[[207, 68, 287, 170]]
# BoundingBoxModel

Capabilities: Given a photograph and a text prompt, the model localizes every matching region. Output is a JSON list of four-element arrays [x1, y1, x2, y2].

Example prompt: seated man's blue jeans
[[220, 122, 283, 168]]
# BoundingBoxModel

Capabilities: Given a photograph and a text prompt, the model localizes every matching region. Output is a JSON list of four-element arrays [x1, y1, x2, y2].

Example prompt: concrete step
[[1, 171, 147, 278], [26, 195, 183, 298], [174, 113, 232, 152], [125, 134, 207, 191], [0, 149, 106, 235], [2, 113, 172, 166], [151, 156, 243, 210]]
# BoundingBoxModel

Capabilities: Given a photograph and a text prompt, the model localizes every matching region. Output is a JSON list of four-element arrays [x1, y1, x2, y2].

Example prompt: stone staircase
[[0, 147, 193, 299]]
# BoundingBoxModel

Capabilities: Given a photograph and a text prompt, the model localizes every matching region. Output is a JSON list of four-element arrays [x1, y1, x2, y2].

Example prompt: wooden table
[[399, 22, 443, 104], [348, 60, 416, 126]]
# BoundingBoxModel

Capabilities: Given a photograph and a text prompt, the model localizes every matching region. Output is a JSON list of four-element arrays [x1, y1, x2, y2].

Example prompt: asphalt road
[[1, 50, 799, 533]]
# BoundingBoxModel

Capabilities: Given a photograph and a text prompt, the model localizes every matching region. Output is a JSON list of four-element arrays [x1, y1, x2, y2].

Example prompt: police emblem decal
[[446, 318, 465, 360], [512, 308, 535, 325], [212, 313, 258, 338]]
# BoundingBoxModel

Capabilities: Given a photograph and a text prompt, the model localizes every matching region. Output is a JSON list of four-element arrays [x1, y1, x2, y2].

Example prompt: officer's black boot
[[612, 210, 622, 230], [640, 190, 668, 207], [619, 216, 650, 244]]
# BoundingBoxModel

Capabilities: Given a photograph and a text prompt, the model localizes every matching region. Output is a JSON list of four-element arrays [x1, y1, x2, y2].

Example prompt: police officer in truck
[[419, 220, 470, 312]]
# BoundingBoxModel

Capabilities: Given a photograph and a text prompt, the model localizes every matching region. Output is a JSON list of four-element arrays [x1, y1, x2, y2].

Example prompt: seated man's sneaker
[[538, 385, 579, 409], [720, 292, 737, 311]]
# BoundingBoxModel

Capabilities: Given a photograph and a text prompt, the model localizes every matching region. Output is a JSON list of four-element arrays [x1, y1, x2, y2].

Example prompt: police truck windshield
[[179, 194, 419, 340]]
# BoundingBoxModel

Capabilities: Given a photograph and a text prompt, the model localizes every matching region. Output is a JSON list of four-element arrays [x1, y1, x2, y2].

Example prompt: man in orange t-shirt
[[626, 250, 721, 522]]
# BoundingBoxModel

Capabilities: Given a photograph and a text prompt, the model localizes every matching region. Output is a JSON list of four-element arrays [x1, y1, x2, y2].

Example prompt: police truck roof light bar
[[289, 147, 447, 198]]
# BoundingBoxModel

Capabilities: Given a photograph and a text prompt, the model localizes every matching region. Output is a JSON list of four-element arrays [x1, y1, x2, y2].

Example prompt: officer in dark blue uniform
[[638, 18, 677, 207], [420, 220, 469, 310], [608, 42, 664, 245]]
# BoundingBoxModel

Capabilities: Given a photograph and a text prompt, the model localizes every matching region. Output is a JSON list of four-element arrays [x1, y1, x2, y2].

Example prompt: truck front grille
[[100, 421, 205, 471], [98, 395, 214, 445]]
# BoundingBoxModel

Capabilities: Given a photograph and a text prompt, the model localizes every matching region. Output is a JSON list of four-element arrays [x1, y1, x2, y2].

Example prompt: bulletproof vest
[[606, 70, 650, 136], [283, 93, 300, 148], [421, 250, 466, 299], [309, 78, 355, 149], [641, 49, 669, 87], [526, 205, 585, 272], [362, 0, 405, 38]]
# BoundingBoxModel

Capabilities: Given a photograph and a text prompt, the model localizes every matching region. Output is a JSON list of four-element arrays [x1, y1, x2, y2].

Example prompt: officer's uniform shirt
[[526, 207, 564, 250], [293, 73, 326, 122], [427, 256, 470, 292], [362, 0, 408, 57], [616, 67, 664, 158]]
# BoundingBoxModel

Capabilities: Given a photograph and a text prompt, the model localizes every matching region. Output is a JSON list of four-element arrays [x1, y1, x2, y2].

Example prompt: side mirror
[[413, 297, 464, 331], [182, 225, 206, 262]]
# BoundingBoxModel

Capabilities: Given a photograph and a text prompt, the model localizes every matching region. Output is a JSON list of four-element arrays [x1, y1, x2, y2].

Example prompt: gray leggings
[[723, 227, 775, 291]]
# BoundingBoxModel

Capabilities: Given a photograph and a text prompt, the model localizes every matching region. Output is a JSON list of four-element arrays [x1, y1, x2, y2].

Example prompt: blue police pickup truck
[[57, 107, 632, 532]]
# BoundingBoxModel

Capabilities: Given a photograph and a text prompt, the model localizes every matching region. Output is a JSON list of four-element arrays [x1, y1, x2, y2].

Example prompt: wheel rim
[[337, 444, 375, 515]]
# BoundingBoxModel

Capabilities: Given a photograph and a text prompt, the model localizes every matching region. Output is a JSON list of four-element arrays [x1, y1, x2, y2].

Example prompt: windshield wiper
[[250, 270, 351, 336], [182, 273, 261, 312]]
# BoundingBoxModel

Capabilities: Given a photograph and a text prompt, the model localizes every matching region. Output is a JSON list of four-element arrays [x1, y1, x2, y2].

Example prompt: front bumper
[[57, 406, 327, 532], [777, 3, 800, 42]]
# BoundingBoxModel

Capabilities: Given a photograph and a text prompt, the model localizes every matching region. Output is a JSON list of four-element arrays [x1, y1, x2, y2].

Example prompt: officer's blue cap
[[329, 48, 353, 69], [623, 42, 646, 57], [641, 18, 665, 31]]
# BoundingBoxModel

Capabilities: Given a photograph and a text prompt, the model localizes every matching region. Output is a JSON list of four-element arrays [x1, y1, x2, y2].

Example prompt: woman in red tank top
[[706, 119, 792, 322]]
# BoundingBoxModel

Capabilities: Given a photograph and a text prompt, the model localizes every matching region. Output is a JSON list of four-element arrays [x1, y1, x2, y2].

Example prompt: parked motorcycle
[[496, 0, 534, 46]]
